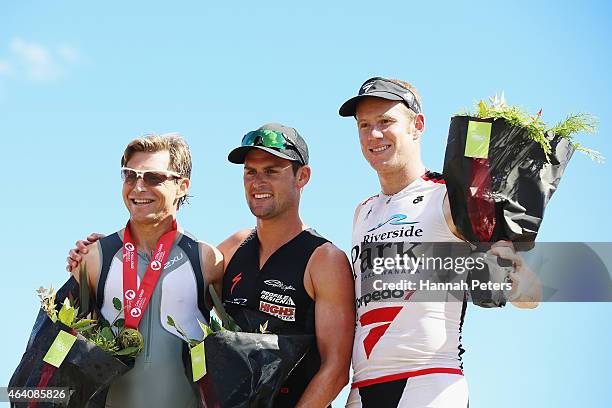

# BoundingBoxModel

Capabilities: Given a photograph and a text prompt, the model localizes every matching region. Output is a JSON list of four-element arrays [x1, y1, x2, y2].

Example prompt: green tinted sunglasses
[[241, 129, 305, 164]]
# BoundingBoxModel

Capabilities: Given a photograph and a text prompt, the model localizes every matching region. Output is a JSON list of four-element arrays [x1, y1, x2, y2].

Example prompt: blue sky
[[1, 1, 611, 406]]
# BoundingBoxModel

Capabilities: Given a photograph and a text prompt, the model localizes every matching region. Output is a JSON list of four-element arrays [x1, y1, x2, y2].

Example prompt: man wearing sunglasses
[[338, 77, 540, 408], [218, 123, 354, 407], [67, 134, 223, 407], [67, 124, 354, 407]]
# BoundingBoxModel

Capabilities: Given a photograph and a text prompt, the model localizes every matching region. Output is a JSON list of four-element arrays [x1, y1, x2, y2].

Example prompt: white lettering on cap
[[361, 81, 375, 93]]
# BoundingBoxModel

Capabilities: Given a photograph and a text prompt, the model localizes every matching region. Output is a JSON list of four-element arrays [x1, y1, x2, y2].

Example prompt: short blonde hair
[[121, 133, 192, 209], [388, 78, 422, 120]]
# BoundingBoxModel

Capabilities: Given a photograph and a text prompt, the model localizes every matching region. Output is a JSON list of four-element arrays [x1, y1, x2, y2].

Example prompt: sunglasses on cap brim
[[241, 129, 305, 164]]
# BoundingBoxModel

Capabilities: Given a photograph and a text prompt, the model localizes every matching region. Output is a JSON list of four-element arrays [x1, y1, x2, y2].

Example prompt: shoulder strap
[[301, 228, 331, 252], [224, 229, 258, 276], [422, 170, 446, 184], [178, 234, 210, 317], [304, 228, 330, 243], [96, 232, 123, 310]]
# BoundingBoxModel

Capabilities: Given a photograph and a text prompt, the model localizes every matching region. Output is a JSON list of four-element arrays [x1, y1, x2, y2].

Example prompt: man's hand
[[489, 241, 541, 308], [66, 233, 105, 272]]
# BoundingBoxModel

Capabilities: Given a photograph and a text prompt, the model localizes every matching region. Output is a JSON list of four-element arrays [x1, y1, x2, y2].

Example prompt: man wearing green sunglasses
[[219, 123, 355, 407]]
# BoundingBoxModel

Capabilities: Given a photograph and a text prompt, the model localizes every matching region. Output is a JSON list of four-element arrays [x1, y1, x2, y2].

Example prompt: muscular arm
[[296, 243, 355, 408]]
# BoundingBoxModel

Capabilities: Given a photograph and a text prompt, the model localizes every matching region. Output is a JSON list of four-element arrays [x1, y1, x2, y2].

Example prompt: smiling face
[[355, 97, 425, 177], [243, 149, 309, 220], [122, 150, 189, 225]]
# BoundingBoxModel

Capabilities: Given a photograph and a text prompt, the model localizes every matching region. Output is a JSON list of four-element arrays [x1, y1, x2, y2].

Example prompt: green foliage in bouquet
[[167, 314, 272, 348], [460, 93, 603, 162], [167, 286, 273, 348], [167, 315, 214, 348], [37, 281, 144, 359]]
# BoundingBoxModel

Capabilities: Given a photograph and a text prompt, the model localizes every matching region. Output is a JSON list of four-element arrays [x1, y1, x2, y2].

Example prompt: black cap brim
[[338, 91, 404, 117], [228, 146, 299, 164]]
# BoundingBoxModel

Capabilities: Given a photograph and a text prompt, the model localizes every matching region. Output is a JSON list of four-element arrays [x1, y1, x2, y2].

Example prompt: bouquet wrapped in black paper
[[9, 271, 143, 407], [169, 287, 314, 408], [443, 94, 601, 246]]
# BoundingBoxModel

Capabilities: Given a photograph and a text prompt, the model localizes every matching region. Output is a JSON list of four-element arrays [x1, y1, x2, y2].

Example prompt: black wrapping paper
[[9, 277, 130, 407], [196, 305, 314, 408], [443, 115, 575, 246]]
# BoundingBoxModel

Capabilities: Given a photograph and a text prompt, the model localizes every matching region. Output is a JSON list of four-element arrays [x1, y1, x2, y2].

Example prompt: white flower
[[489, 91, 508, 110]]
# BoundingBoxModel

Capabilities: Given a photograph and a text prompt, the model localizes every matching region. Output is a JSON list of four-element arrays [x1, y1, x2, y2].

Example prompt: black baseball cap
[[228, 123, 309, 165], [339, 77, 422, 117]]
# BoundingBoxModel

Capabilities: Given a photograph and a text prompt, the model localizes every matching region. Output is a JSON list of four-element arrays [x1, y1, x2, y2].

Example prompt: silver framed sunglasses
[[121, 167, 181, 186]]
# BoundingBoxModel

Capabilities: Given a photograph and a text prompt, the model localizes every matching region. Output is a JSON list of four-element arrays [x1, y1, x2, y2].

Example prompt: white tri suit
[[347, 172, 470, 408]]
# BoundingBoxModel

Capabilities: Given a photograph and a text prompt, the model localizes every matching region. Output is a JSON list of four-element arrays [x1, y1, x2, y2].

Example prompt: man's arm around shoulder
[[69, 240, 101, 297]]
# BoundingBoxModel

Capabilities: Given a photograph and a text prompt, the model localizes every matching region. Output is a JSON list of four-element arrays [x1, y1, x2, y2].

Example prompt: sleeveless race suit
[[95, 230, 209, 408], [347, 172, 469, 408], [222, 228, 329, 408]]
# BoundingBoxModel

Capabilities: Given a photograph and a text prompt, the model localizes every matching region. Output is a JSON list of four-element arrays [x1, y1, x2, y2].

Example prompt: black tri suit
[[222, 228, 330, 408]]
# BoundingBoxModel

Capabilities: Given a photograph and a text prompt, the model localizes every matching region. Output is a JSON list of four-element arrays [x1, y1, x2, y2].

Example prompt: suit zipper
[[144, 307, 153, 360]]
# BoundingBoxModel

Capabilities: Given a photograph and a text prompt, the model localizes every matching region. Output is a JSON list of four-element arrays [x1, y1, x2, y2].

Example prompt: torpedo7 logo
[[360, 306, 403, 358], [367, 214, 418, 232]]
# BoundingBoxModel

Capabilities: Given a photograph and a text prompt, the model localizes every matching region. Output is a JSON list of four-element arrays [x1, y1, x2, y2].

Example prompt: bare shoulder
[[307, 243, 352, 288], [198, 240, 222, 261], [198, 240, 223, 266], [311, 242, 349, 264], [198, 240, 224, 285], [217, 228, 254, 266]]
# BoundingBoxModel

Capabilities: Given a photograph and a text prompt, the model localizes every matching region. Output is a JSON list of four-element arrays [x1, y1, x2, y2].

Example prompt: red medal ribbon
[[122, 219, 177, 329]]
